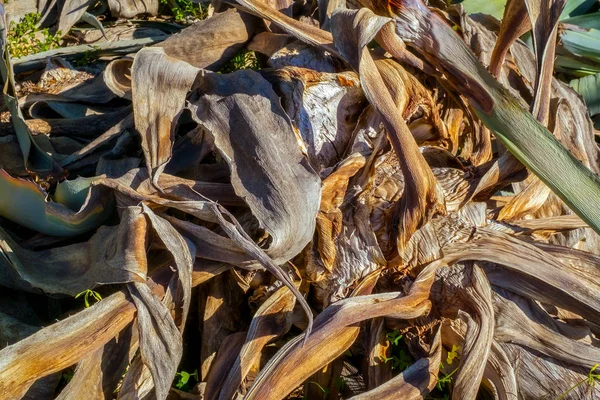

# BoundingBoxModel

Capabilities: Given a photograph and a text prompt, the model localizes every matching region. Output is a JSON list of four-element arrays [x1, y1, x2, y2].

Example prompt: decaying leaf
[[2, 0, 600, 399]]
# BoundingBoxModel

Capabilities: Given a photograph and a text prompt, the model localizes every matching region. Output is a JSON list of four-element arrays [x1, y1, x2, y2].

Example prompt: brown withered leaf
[[451, 266, 494, 400], [199, 271, 248, 380], [128, 282, 182, 400], [525, 0, 566, 124], [245, 261, 438, 399], [0, 206, 148, 295], [316, 153, 366, 271], [157, 9, 260, 70], [131, 47, 200, 187], [366, 318, 393, 390], [266, 67, 365, 173], [438, 228, 600, 325], [497, 175, 551, 221], [489, 0, 531, 78], [204, 331, 248, 399], [0, 291, 136, 398], [493, 288, 600, 369], [210, 286, 296, 400], [331, 8, 441, 249], [235, 0, 340, 55], [107, 0, 159, 18], [56, 325, 135, 400], [187, 69, 322, 264]]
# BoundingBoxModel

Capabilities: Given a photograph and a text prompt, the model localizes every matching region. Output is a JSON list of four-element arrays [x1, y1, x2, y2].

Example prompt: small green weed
[[59, 368, 74, 386], [386, 329, 403, 346], [379, 329, 414, 372], [174, 369, 198, 392], [220, 50, 260, 73], [557, 363, 600, 400], [160, 0, 209, 21], [305, 381, 329, 400], [73, 47, 100, 67], [436, 365, 459, 392], [7, 13, 62, 58], [75, 289, 102, 308]]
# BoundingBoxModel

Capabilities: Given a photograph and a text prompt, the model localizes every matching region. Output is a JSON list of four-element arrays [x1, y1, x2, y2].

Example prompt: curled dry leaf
[[107, 0, 159, 18], [331, 8, 441, 249], [392, 0, 600, 235], [2, 0, 600, 398], [0, 206, 147, 294], [132, 47, 200, 186], [187, 69, 322, 264]]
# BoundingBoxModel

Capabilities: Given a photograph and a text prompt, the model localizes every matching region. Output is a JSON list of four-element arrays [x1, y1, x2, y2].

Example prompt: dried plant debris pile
[[2, 0, 600, 398]]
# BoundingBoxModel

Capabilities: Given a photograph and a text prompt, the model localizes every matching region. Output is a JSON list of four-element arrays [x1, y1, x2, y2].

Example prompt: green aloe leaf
[[561, 12, 600, 29], [559, 0, 596, 19], [458, 0, 596, 20], [570, 73, 600, 116], [556, 54, 600, 76], [561, 29, 600, 62], [0, 170, 111, 236]]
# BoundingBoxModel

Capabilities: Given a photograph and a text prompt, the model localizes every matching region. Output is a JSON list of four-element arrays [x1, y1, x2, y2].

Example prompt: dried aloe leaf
[[246, 264, 435, 400], [1, 106, 132, 141], [235, 0, 340, 56], [489, 0, 531, 78], [214, 286, 296, 400], [132, 47, 200, 186], [441, 228, 600, 324], [94, 166, 316, 321], [366, 318, 393, 390], [451, 266, 494, 400], [315, 153, 367, 272], [0, 291, 136, 398], [525, 0, 566, 124], [393, 0, 600, 235], [204, 331, 248, 399], [102, 58, 133, 99], [128, 282, 182, 400], [56, 325, 135, 400], [200, 271, 247, 380], [144, 205, 194, 330], [493, 289, 600, 369], [107, 0, 158, 18], [268, 40, 344, 72], [304, 359, 345, 399], [441, 319, 518, 400], [0, 206, 146, 294], [117, 354, 155, 399], [248, 32, 292, 57], [497, 176, 551, 221], [331, 8, 441, 248], [501, 342, 597, 398], [166, 217, 255, 267], [59, 113, 134, 167], [188, 69, 322, 264], [266, 67, 365, 172], [157, 9, 260, 70]]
